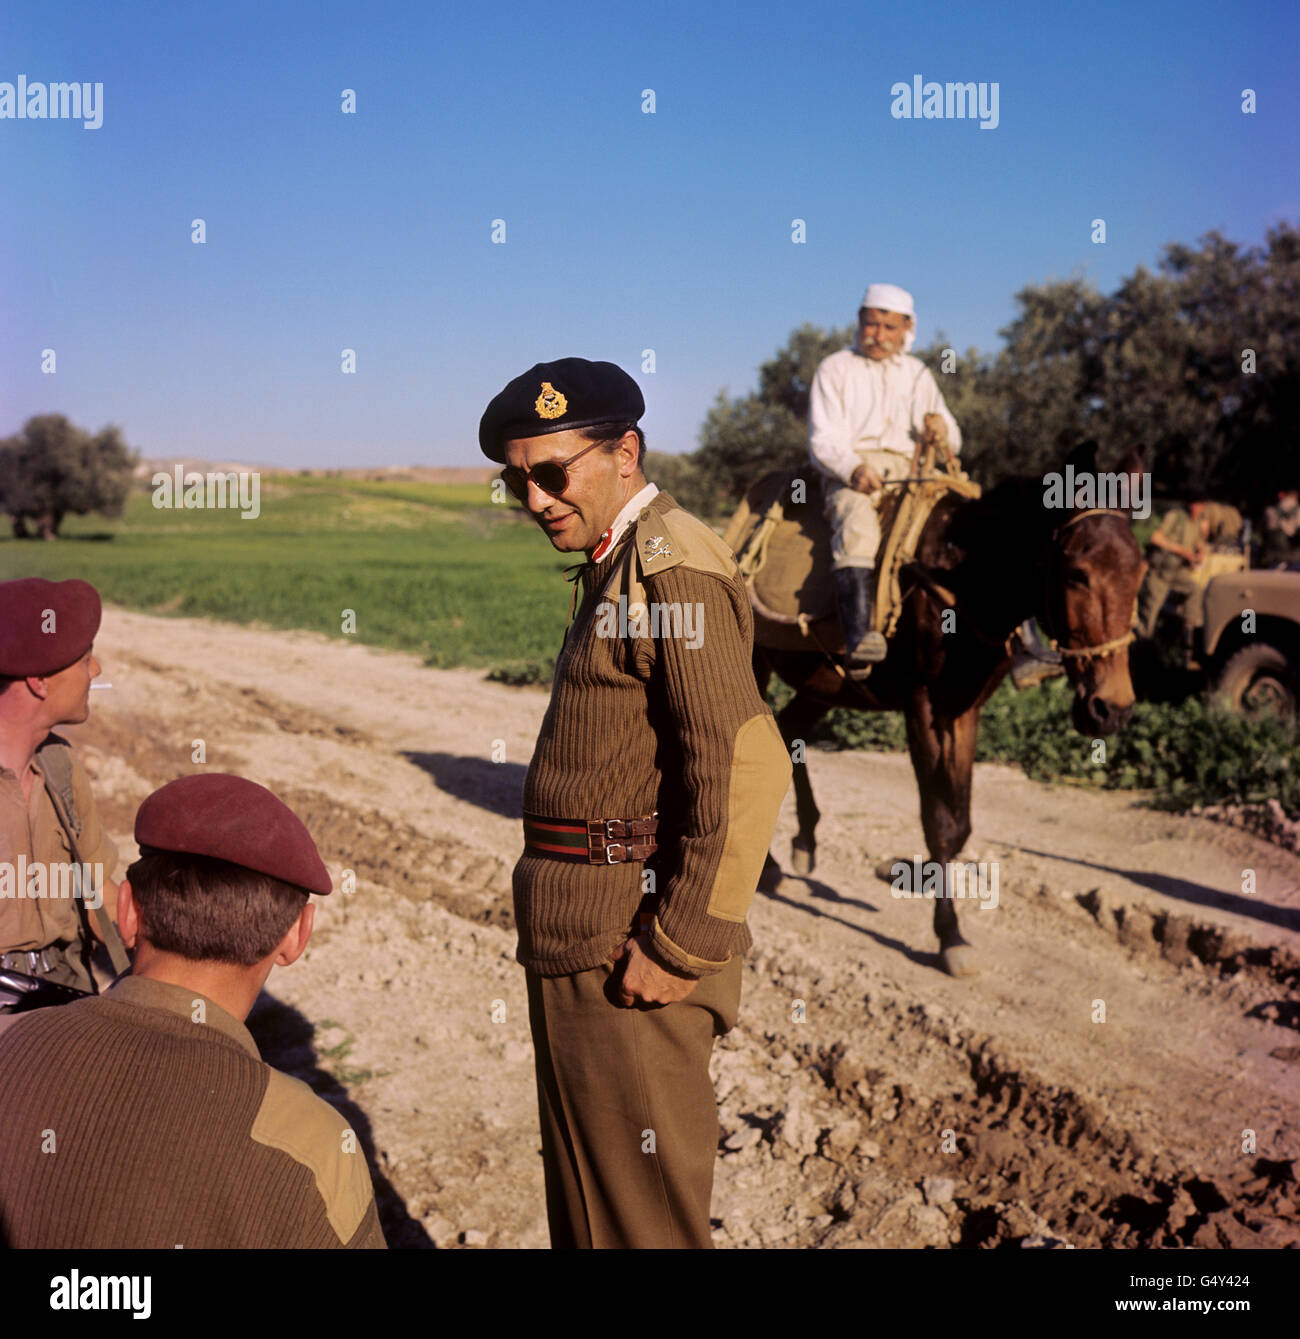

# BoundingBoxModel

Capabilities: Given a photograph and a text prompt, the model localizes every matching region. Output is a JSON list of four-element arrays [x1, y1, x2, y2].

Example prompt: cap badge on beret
[[535, 382, 567, 421]]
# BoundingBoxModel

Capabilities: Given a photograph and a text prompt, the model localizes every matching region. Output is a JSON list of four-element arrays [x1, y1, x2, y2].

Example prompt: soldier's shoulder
[[635, 495, 740, 583], [250, 1066, 374, 1244]]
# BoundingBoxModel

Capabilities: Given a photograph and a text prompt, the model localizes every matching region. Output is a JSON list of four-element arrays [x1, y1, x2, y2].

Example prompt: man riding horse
[[808, 283, 961, 675]]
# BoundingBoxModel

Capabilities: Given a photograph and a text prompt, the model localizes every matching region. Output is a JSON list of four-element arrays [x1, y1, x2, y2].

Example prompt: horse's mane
[[943, 475, 1056, 560]]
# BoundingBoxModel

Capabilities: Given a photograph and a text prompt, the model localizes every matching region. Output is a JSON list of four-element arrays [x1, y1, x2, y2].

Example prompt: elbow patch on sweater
[[705, 713, 793, 923], [251, 1069, 373, 1245]]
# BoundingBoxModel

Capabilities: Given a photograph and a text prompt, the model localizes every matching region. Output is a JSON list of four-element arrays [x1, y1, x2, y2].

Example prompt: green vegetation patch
[[0, 477, 572, 670]]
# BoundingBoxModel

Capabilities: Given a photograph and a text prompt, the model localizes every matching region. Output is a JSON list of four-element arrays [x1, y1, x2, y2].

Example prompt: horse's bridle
[[1040, 508, 1137, 664]]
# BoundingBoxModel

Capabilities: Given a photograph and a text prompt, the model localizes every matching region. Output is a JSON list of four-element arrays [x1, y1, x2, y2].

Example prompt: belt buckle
[[605, 818, 621, 842], [605, 842, 625, 865]]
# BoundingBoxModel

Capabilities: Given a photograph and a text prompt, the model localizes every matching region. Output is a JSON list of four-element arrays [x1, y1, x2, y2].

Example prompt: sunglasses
[[500, 436, 610, 503]]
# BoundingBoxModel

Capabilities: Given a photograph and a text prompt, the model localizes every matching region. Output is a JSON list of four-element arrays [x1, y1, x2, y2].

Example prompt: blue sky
[[2, 0, 1296, 468]]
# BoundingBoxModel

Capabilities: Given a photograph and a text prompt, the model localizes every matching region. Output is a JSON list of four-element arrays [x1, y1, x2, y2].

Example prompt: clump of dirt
[[1196, 800, 1300, 857]]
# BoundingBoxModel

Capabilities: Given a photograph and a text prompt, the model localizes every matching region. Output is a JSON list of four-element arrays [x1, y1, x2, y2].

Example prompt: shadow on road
[[1007, 844, 1300, 933], [402, 751, 525, 821], [247, 991, 434, 1249], [756, 861, 940, 971]]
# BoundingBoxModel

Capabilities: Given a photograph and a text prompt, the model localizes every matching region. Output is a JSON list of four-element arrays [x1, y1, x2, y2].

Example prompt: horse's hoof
[[758, 854, 783, 891], [939, 944, 980, 978], [791, 837, 815, 876]]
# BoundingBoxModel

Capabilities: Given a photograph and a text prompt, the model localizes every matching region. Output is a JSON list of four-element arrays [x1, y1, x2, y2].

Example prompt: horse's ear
[[1115, 444, 1145, 479], [1064, 438, 1099, 476]]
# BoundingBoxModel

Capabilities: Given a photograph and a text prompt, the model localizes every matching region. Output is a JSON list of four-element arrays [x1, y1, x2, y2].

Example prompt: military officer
[[0, 772, 386, 1248], [0, 578, 125, 995], [808, 283, 962, 674], [1136, 501, 1210, 638], [481, 357, 791, 1248]]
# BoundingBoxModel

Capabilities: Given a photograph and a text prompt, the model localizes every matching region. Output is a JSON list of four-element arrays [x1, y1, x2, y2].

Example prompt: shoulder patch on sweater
[[636, 504, 738, 582], [250, 1068, 373, 1245]]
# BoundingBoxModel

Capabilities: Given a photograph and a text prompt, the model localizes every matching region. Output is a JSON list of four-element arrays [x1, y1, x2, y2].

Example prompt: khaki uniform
[[1137, 508, 1204, 637], [0, 735, 118, 991], [1201, 501, 1243, 546], [0, 975, 386, 1247], [516, 488, 790, 1248]]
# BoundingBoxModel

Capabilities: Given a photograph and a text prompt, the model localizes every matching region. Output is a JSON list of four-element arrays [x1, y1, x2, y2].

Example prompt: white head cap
[[860, 283, 917, 352]]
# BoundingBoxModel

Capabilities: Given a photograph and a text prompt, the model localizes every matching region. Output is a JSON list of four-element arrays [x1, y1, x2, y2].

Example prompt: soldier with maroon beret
[[0, 773, 387, 1248], [0, 578, 124, 994]]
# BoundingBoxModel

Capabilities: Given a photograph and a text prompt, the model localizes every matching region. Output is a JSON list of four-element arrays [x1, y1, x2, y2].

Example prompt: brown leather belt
[[523, 811, 658, 864]]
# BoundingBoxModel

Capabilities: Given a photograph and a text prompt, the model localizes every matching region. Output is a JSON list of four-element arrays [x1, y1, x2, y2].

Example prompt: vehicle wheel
[[1213, 644, 1299, 721]]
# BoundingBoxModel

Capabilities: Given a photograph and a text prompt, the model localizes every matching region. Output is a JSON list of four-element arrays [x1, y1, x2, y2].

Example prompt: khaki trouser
[[525, 953, 743, 1249], [823, 449, 912, 568], [1137, 565, 1203, 639]]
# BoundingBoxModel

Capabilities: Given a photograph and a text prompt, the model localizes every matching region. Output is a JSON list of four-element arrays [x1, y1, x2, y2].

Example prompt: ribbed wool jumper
[[513, 490, 792, 978], [0, 975, 385, 1248]]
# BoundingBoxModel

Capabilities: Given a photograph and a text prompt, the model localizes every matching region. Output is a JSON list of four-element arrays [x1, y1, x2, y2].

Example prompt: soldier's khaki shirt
[[0, 737, 118, 953], [1148, 508, 1200, 573]]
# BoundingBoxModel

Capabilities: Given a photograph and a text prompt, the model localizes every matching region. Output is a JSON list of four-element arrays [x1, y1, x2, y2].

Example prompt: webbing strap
[[39, 766, 131, 977]]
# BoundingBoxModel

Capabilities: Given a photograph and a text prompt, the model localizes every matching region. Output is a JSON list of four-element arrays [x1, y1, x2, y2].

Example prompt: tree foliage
[[0, 415, 137, 538]]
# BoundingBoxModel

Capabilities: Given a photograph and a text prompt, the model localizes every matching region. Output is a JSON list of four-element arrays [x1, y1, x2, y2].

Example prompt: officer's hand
[[850, 464, 883, 495], [610, 935, 699, 1006]]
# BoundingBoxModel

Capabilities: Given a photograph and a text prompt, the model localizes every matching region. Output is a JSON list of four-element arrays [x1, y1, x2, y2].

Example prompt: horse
[[747, 441, 1148, 976]]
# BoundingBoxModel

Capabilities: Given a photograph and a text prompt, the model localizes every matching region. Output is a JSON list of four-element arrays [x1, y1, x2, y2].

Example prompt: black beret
[[0, 578, 102, 677], [135, 774, 333, 896], [479, 357, 645, 463]]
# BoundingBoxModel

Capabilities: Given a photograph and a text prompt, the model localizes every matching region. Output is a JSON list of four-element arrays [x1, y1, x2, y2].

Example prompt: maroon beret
[[0, 578, 102, 677], [135, 774, 332, 895]]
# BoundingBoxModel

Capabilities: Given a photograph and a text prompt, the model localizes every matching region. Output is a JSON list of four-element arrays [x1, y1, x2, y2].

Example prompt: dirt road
[[67, 608, 1300, 1248]]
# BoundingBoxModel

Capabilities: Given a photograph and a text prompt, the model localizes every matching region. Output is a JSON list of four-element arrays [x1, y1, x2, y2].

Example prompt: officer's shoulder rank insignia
[[636, 510, 685, 574], [535, 382, 567, 420]]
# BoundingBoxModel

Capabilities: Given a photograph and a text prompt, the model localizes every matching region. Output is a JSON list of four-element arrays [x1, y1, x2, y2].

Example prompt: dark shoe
[[834, 567, 888, 673]]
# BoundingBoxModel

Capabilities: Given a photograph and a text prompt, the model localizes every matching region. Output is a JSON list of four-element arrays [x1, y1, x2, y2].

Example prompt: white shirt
[[808, 347, 962, 486], [592, 481, 660, 562]]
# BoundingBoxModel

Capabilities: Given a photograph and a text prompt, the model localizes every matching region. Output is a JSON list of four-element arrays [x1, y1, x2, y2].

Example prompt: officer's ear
[[272, 900, 315, 968], [614, 431, 641, 478], [117, 878, 141, 950], [23, 674, 51, 702]]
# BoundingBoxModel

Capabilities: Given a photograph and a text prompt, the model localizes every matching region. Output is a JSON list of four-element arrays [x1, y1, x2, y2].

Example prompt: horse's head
[[1040, 443, 1148, 736]]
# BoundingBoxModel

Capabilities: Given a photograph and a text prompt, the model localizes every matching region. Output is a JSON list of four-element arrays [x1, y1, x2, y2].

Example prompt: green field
[[0, 477, 573, 671], [3, 477, 1293, 810]]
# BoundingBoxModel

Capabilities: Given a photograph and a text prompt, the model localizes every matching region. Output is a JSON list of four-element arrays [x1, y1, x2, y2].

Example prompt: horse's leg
[[903, 693, 980, 977], [776, 692, 828, 875]]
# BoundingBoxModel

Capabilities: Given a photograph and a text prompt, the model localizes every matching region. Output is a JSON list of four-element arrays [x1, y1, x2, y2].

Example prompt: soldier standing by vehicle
[[808, 283, 961, 675], [0, 578, 127, 1000], [1136, 501, 1211, 639], [480, 357, 790, 1248]]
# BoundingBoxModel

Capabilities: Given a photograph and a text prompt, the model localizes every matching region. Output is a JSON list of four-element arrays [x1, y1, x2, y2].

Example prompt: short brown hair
[[127, 848, 310, 966], [579, 422, 646, 469]]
